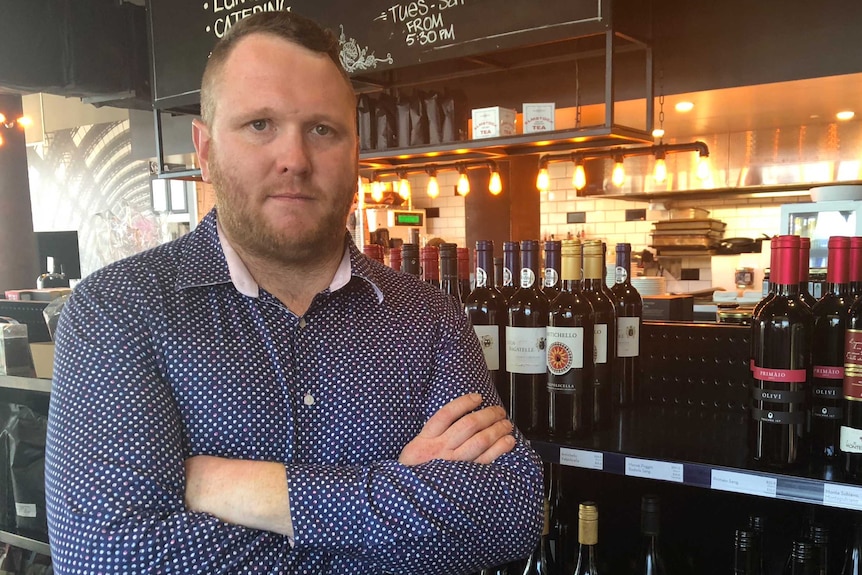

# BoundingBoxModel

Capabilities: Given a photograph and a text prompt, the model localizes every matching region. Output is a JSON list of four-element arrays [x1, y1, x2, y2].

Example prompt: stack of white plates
[[631, 276, 667, 296]]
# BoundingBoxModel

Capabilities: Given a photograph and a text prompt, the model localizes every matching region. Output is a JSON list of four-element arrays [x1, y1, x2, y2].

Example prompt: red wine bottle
[[439, 243, 463, 306], [810, 236, 853, 462], [840, 515, 862, 575], [798, 237, 817, 308], [750, 234, 813, 469], [466, 240, 506, 403], [506, 240, 549, 438], [851, 237, 862, 301], [842, 266, 862, 480], [636, 495, 667, 575], [401, 243, 420, 276], [543, 240, 562, 302], [734, 529, 764, 575], [420, 245, 440, 288], [500, 241, 520, 303], [548, 463, 574, 574], [611, 242, 643, 407], [582, 240, 616, 430], [547, 239, 595, 440], [458, 247, 472, 300]]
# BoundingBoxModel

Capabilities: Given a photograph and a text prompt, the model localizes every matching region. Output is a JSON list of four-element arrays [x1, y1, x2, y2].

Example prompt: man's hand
[[399, 394, 515, 466]]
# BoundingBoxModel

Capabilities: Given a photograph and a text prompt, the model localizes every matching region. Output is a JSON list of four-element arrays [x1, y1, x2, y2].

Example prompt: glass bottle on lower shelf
[[573, 501, 600, 575]]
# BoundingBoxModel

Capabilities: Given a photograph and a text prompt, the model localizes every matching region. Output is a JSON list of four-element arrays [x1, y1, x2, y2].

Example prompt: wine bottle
[[611, 242, 643, 407], [636, 495, 667, 575], [547, 239, 595, 440], [389, 245, 402, 271], [734, 529, 764, 575], [799, 237, 817, 308], [36, 256, 70, 289], [421, 245, 440, 288], [506, 240, 549, 438], [363, 243, 384, 264], [786, 540, 818, 575], [458, 247, 472, 300], [750, 235, 813, 469], [500, 241, 520, 303], [573, 502, 600, 575], [521, 498, 555, 575], [440, 243, 463, 306], [401, 243, 420, 276], [543, 240, 562, 302], [807, 523, 829, 575], [548, 463, 573, 574], [466, 240, 506, 403], [850, 237, 862, 301], [842, 269, 862, 480], [810, 237, 853, 463], [582, 240, 616, 430], [840, 516, 862, 575]]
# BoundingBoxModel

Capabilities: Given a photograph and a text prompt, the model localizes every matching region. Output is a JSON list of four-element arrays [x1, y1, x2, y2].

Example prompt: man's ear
[[192, 119, 212, 183]]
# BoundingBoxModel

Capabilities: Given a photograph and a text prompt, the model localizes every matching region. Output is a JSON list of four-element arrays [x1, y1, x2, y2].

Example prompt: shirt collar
[[176, 208, 383, 303]]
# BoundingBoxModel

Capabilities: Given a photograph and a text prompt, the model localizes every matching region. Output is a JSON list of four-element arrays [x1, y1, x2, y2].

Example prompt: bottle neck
[[475, 250, 493, 288], [502, 249, 519, 287], [520, 244, 541, 289], [544, 246, 561, 289], [615, 247, 633, 286]]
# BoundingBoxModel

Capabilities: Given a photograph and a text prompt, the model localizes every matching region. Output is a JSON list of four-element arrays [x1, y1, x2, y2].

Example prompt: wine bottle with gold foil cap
[[573, 502, 600, 575]]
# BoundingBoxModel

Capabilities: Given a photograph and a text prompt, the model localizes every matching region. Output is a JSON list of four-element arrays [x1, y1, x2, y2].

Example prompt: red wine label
[[473, 325, 500, 370], [616, 316, 639, 357], [845, 371, 862, 400], [813, 365, 844, 379], [594, 323, 608, 364], [505, 326, 546, 374], [840, 426, 862, 453], [752, 365, 807, 383], [546, 327, 585, 377], [845, 329, 862, 399]]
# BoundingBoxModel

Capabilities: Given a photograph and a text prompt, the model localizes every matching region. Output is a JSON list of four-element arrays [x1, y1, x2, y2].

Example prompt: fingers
[[451, 417, 514, 462], [419, 393, 483, 438], [442, 405, 508, 448], [472, 434, 517, 465]]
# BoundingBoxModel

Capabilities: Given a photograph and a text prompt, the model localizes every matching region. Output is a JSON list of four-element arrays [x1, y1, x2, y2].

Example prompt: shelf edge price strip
[[823, 483, 862, 511], [559, 447, 603, 470], [710, 469, 777, 498], [624, 457, 684, 483]]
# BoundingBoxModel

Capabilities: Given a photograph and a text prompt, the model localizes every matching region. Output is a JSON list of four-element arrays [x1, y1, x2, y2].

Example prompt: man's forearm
[[184, 457, 293, 537]]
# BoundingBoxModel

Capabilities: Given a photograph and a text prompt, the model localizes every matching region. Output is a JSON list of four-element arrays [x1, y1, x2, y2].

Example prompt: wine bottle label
[[813, 365, 844, 379], [503, 267, 514, 287], [845, 371, 862, 400], [546, 327, 585, 376], [751, 365, 807, 383], [616, 316, 639, 357], [594, 324, 608, 364], [751, 408, 806, 425], [846, 330, 862, 399], [506, 326, 547, 374], [614, 266, 628, 283], [811, 402, 842, 419], [475, 267, 488, 288], [752, 387, 807, 403], [520, 268, 536, 288], [473, 325, 500, 370], [840, 425, 862, 453], [543, 268, 559, 288]]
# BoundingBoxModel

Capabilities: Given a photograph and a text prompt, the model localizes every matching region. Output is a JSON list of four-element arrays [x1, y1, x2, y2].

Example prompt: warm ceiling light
[[0, 133, 4, 147], [398, 177, 411, 200], [674, 101, 694, 113], [651, 127, 665, 139], [697, 153, 711, 181], [488, 170, 502, 195], [370, 181, 384, 202], [0, 113, 6, 125], [426, 175, 440, 198], [572, 160, 586, 191], [536, 168, 550, 192], [653, 153, 667, 184], [611, 156, 625, 187], [16, 115, 33, 128], [457, 170, 470, 196], [836, 110, 855, 121]]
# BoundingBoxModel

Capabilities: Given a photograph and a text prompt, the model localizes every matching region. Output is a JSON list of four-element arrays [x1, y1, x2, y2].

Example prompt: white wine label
[[543, 268, 559, 288], [506, 326, 547, 374], [594, 323, 608, 364], [546, 327, 585, 374], [520, 268, 536, 288], [614, 266, 628, 283], [616, 316, 640, 357], [475, 267, 488, 288], [625, 457, 683, 483], [560, 447, 603, 470], [16, 503, 37, 518], [840, 425, 862, 453], [473, 324, 500, 370], [823, 483, 862, 511], [710, 470, 777, 498]]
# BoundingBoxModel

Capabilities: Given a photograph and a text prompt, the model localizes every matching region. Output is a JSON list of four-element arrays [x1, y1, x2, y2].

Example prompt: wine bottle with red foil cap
[[750, 234, 813, 469], [465, 240, 506, 402], [842, 246, 862, 480], [420, 246, 440, 288], [506, 240, 549, 438], [457, 247, 472, 300], [363, 243, 384, 264], [810, 236, 853, 463], [798, 237, 817, 308], [500, 241, 520, 303], [547, 239, 595, 440], [543, 240, 562, 302], [439, 243, 462, 307], [851, 237, 862, 301]]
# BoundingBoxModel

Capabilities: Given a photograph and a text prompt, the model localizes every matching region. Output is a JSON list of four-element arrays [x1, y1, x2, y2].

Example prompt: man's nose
[[275, 129, 311, 175]]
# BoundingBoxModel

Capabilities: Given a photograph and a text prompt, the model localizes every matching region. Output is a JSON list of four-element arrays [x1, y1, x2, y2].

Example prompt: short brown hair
[[199, 11, 350, 125]]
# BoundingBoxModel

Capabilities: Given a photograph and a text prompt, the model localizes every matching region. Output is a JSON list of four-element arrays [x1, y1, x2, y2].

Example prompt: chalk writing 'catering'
[[206, 0, 290, 38]]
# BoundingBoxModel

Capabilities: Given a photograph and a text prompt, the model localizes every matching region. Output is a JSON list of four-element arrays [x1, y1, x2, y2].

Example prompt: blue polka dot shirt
[[46, 209, 543, 574]]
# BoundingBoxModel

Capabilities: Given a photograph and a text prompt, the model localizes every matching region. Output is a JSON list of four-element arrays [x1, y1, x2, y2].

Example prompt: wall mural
[[26, 120, 174, 279]]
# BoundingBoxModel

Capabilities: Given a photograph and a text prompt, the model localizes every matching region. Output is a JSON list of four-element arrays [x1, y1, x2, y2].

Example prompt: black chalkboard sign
[[147, 0, 610, 109]]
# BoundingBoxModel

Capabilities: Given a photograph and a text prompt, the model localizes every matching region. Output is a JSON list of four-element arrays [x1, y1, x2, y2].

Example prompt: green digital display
[[393, 212, 423, 226]]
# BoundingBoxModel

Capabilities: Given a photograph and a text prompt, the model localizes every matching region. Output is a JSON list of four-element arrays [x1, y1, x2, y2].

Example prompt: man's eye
[[250, 120, 268, 131], [313, 125, 332, 136]]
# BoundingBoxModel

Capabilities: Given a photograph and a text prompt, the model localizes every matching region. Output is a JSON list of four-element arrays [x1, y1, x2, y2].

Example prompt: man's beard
[[208, 148, 354, 266]]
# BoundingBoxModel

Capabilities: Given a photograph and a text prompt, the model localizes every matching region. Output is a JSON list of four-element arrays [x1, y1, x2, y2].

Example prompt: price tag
[[710, 469, 777, 498], [625, 458, 683, 483], [559, 447, 603, 470], [823, 483, 862, 510]]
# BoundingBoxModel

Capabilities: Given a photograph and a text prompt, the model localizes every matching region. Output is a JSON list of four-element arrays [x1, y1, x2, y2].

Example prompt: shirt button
[[303, 393, 315, 406], [299, 318, 307, 328]]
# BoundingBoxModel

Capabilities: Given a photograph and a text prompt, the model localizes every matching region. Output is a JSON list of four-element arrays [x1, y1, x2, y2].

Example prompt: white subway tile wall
[[409, 171, 466, 249]]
